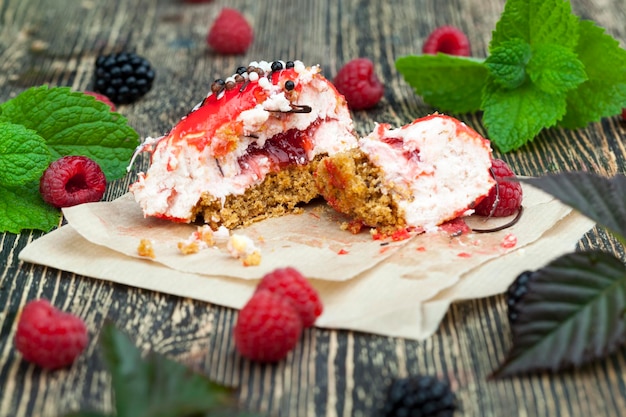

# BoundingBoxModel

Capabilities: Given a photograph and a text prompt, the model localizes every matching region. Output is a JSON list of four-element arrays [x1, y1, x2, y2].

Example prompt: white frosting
[[359, 116, 494, 230], [131, 63, 356, 222]]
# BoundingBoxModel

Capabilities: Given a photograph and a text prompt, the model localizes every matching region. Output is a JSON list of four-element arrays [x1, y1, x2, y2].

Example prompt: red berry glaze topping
[[83, 91, 116, 112], [14, 299, 89, 369], [39, 156, 107, 208], [423, 26, 471, 56], [207, 8, 254, 55], [256, 267, 323, 328], [234, 289, 303, 362], [333, 58, 384, 110], [474, 159, 523, 217]]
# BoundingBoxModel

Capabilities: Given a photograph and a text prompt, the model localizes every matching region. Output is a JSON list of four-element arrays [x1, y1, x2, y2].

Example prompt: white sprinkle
[[258, 76, 271, 90], [294, 60, 306, 73], [225, 76, 236, 84], [258, 60, 272, 73], [249, 71, 259, 82]]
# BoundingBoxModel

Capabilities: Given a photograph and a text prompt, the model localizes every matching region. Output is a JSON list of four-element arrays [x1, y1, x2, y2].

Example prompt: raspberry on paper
[[256, 267, 323, 328], [333, 58, 384, 110], [39, 156, 107, 208], [474, 158, 523, 217], [234, 289, 303, 362], [14, 299, 89, 370], [423, 26, 471, 56], [207, 8, 254, 55]]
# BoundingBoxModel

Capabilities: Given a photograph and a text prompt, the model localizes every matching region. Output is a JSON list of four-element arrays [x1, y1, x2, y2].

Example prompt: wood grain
[[1, 0, 626, 416]]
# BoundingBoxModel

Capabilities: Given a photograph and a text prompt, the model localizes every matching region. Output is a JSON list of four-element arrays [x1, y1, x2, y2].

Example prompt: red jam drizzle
[[239, 125, 316, 172]]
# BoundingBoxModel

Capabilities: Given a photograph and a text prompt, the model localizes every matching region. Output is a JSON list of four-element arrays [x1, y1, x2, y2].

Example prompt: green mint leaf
[[0, 182, 61, 233], [100, 323, 235, 417], [0, 86, 139, 180], [559, 20, 626, 129], [482, 0, 584, 151], [485, 39, 531, 89], [490, 0, 579, 50], [526, 43, 586, 93], [482, 82, 566, 151], [0, 122, 51, 187], [492, 251, 626, 378], [395, 54, 487, 113], [522, 172, 626, 246]]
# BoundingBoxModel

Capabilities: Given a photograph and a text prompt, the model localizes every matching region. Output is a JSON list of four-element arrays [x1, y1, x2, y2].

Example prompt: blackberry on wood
[[381, 374, 456, 417], [94, 52, 155, 105], [506, 270, 534, 324]]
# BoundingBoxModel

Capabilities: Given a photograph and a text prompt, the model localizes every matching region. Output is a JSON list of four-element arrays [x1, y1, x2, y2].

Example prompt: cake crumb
[[137, 238, 155, 259], [227, 234, 262, 266], [177, 225, 217, 255]]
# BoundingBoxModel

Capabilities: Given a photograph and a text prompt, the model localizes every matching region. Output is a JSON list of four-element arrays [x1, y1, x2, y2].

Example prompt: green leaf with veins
[[0, 86, 139, 181], [100, 323, 238, 417], [522, 173, 626, 247], [526, 43, 586, 94], [482, 81, 567, 152], [0, 122, 51, 187], [0, 183, 61, 233], [558, 20, 626, 129], [490, 0, 580, 50], [492, 251, 626, 378], [395, 54, 487, 113], [485, 39, 531, 89]]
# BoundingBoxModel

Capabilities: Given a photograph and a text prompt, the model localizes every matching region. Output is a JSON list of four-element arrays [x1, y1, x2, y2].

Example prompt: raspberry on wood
[[207, 8, 254, 55], [39, 156, 107, 208], [333, 58, 384, 110], [94, 52, 155, 105], [14, 299, 89, 369], [83, 91, 116, 112], [423, 26, 471, 56], [256, 267, 323, 328], [234, 289, 303, 362]]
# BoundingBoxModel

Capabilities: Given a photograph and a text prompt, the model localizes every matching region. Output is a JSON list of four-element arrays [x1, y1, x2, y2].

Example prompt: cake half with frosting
[[130, 60, 357, 228], [315, 114, 495, 234]]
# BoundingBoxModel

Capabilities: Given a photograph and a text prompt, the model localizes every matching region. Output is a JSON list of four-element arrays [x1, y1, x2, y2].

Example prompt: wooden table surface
[[1, 0, 625, 416]]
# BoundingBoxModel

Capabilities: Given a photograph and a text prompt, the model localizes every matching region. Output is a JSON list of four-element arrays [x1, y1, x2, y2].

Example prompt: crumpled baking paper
[[19, 184, 594, 340]]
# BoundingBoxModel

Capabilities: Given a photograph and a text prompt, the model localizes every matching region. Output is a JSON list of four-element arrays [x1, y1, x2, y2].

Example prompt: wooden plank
[[1, 0, 625, 416]]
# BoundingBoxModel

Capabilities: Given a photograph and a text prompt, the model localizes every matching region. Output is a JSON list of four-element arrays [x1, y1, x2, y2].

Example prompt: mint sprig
[[491, 172, 626, 377], [395, 0, 626, 152], [0, 86, 140, 233]]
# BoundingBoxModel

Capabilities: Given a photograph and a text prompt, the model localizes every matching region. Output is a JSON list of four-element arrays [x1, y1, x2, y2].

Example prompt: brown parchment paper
[[19, 183, 594, 340]]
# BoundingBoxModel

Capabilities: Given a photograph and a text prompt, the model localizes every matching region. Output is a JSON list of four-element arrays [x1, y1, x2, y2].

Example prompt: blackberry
[[381, 375, 456, 417], [506, 270, 534, 324], [94, 52, 155, 105]]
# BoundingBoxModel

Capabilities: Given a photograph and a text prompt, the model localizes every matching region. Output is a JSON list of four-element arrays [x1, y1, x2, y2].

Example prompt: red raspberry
[[83, 91, 116, 112], [40, 156, 107, 208], [207, 8, 253, 55], [14, 299, 89, 369], [234, 289, 303, 362], [423, 26, 471, 56], [474, 159, 523, 217], [333, 58, 384, 110], [256, 267, 323, 328]]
